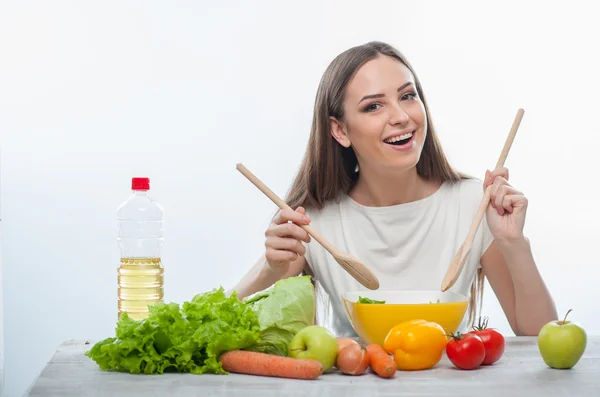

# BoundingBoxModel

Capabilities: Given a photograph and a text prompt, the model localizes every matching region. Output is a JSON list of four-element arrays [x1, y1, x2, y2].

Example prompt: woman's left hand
[[483, 167, 528, 243]]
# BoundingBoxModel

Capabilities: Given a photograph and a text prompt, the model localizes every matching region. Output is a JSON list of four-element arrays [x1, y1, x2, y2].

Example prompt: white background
[[1, 1, 599, 395]]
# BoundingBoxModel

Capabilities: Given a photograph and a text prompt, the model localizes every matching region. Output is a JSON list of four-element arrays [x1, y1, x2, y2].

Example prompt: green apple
[[288, 325, 338, 371], [538, 309, 587, 369]]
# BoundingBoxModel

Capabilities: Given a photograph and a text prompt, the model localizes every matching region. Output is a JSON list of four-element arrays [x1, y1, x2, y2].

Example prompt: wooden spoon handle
[[236, 163, 338, 255], [463, 186, 492, 251], [442, 109, 524, 291], [495, 108, 524, 169], [463, 109, 524, 245]]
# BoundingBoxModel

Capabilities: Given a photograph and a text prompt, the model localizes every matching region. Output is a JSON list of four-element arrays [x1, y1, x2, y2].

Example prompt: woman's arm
[[481, 239, 557, 336], [479, 167, 558, 336], [232, 206, 312, 300]]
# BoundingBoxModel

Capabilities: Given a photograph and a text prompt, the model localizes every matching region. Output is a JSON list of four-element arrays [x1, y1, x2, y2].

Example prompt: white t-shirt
[[303, 178, 495, 337]]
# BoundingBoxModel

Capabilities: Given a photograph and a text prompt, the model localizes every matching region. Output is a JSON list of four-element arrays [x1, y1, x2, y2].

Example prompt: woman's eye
[[401, 92, 417, 101], [364, 103, 382, 112]]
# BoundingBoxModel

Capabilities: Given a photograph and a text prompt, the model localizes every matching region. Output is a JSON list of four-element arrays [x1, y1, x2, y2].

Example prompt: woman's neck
[[349, 164, 440, 207]]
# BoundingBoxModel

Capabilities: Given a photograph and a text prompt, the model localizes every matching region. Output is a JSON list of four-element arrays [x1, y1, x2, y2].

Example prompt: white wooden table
[[24, 337, 600, 396]]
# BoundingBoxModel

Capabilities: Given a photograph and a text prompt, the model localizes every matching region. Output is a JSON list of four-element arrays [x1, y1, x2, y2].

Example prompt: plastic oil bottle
[[117, 177, 164, 320]]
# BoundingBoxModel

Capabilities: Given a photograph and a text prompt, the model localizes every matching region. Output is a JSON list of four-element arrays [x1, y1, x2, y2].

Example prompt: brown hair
[[286, 41, 483, 329]]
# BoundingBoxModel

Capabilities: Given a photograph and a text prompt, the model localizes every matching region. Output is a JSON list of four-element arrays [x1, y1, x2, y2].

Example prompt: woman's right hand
[[264, 206, 312, 272]]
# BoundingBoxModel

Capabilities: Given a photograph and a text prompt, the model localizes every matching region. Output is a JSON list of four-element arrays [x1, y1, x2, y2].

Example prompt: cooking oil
[[118, 257, 164, 320]]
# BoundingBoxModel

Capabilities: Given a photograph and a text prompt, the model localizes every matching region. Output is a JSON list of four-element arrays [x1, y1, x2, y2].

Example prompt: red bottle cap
[[131, 177, 150, 191]]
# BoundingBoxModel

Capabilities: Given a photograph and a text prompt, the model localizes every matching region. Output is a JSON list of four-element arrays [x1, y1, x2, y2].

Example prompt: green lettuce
[[85, 287, 260, 375], [358, 296, 386, 304], [86, 276, 316, 374], [244, 275, 315, 356]]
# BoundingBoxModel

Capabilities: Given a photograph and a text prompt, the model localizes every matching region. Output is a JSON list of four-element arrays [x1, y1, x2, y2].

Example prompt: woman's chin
[[379, 160, 420, 174], [380, 151, 422, 171]]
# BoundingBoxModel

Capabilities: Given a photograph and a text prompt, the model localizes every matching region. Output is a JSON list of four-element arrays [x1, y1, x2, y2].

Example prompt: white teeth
[[385, 131, 413, 143]]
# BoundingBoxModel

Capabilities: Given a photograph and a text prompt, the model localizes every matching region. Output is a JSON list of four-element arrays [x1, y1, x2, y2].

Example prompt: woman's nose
[[389, 103, 410, 125]]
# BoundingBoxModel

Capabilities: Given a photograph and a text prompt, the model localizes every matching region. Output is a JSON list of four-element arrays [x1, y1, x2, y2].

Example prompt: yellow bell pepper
[[383, 319, 448, 371]]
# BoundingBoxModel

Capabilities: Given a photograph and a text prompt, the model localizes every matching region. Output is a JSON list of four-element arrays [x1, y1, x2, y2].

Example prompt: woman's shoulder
[[444, 177, 486, 204], [303, 198, 342, 221]]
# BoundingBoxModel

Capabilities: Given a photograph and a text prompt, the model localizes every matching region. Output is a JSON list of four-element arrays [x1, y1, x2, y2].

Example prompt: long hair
[[286, 41, 483, 329]]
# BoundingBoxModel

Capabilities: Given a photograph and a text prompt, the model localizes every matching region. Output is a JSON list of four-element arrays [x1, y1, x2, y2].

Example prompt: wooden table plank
[[24, 337, 600, 396]]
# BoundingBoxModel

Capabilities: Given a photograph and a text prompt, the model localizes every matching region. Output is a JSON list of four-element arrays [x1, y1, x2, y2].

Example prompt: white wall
[[1, 1, 599, 395]]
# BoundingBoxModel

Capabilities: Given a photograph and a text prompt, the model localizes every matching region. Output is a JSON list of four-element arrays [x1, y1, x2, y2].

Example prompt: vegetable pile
[[86, 276, 315, 375], [87, 276, 510, 379]]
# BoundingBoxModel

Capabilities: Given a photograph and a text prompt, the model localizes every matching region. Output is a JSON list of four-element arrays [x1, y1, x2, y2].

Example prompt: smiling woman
[[232, 41, 557, 338]]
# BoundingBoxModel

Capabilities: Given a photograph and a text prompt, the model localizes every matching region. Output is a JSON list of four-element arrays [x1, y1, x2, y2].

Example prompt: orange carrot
[[220, 350, 324, 380], [366, 344, 397, 378]]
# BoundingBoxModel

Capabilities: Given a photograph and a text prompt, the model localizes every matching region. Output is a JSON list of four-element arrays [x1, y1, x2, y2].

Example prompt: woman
[[232, 41, 557, 337]]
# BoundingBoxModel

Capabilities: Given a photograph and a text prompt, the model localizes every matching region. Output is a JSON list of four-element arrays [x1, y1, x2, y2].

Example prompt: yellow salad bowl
[[341, 290, 469, 347]]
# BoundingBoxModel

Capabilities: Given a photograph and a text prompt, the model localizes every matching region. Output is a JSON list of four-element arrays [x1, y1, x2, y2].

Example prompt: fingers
[[266, 236, 307, 256], [489, 175, 509, 202], [491, 181, 524, 215], [501, 194, 528, 214], [265, 247, 298, 267], [266, 221, 311, 243], [265, 206, 312, 269], [501, 195, 515, 213], [484, 167, 509, 190], [272, 206, 310, 226]]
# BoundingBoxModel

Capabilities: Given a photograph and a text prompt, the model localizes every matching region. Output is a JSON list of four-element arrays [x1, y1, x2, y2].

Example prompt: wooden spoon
[[236, 163, 380, 290], [441, 108, 525, 292]]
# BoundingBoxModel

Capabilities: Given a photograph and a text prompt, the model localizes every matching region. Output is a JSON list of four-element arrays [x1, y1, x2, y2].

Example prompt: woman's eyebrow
[[357, 82, 415, 105]]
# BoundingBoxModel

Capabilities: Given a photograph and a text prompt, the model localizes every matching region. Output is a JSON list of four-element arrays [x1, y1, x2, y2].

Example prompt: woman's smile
[[383, 129, 417, 151]]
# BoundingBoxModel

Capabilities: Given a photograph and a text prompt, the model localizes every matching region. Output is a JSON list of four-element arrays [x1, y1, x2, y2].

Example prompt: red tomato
[[468, 317, 506, 365], [446, 333, 485, 370]]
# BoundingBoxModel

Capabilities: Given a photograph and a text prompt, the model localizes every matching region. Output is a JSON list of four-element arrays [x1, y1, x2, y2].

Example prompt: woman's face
[[331, 55, 427, 174]]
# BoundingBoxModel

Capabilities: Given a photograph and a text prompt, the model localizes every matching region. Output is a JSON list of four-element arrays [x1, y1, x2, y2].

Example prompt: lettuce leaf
[[358, 296, 386, 304], [86, 275, 316, 374], [244, 275, 315, 356], [85, 287, 260, 374]]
